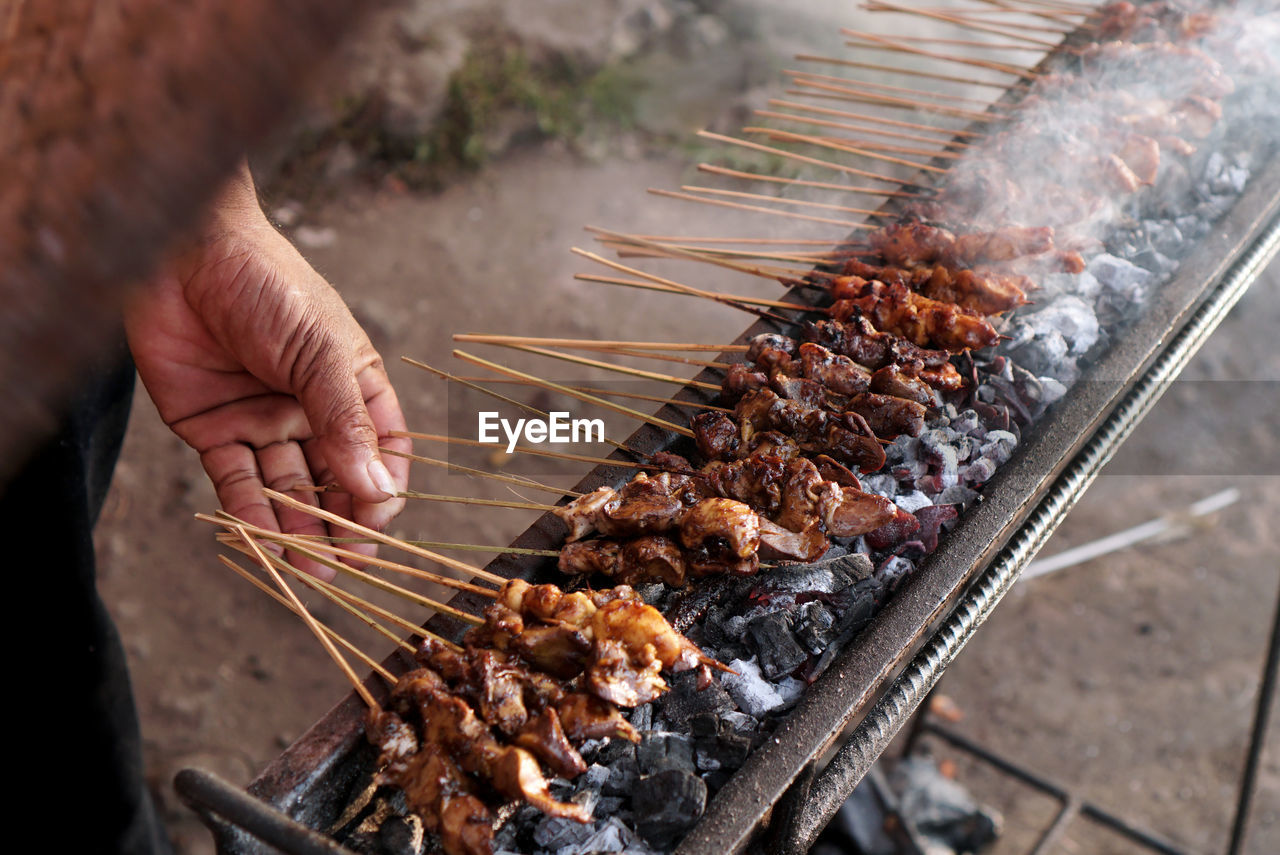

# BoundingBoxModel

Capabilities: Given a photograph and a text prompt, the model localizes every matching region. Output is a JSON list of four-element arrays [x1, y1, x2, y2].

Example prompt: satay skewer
[[858, 1, 1061, 46], [601, 240, 866, 265], [392, 430, 713, 472], [455, 334, 744, 352], [792, 54, 1016, 93], [785, 78, 1003, 124], [753, 110, 977, 149], [227, 535, 484, 638], [223, 530, 490, 626], [573, 273, 801, 313], [696, 163, 927, 197], [677, 184, 896, 217], [784, 69, 1006, 110], [217, 555, 407, 679], [451, 376, 733, 412], [842, 29, 1038, 76], [287, 530, 564, 558], [648, 186, 873, 229], [475, 342, 727, 387], [696, 130, 928, 186], [234, 529, 381, 710], [453, 350, 698, 440], [204, 513, 501, 601], [378, 448, 582, 498], [742, 127, 953, 173], [573, 242, 801, 304], [263, 487, 510, 586]]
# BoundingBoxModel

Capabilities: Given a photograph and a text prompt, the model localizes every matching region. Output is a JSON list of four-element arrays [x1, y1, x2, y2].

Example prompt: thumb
[[295, 347, 398, 505]]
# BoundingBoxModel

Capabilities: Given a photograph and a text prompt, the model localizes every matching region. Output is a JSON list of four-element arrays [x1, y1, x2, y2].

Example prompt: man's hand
[[125, 166, 410, 580]]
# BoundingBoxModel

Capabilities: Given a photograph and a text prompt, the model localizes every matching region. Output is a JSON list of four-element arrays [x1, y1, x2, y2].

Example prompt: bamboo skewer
[[696, 130, 927, 187], [378, 447, 581, 498], [799, 135, 964, 161], [601, 238, 866, 264], [793, 54, 1016, 93], [648, 186, 874, 229], [402, 357, 643, 458], [203, 511, 502, 599], [218, 555, 408, 678], [452, 375, 732, 412], [785, 69, 1004, 110], [240, 538, 482, 638], [220, 527, 488, 627], [585, 273, 800, 313], [477, 342, 723, 392], [288, 531, 564, 559], [573, 242, 801, 306], [264, 487, 509, 586], [453, 350, 698, 440], [842, 30, 1038, 76], [598, 234, 849, 245], [767, 98, 986, 141], [454, 334, 744, 353], [744, 127, 951, 174], [696, 163, 926, 197], [859, 1, 1061, 46], [785, 77, 1004, 124], [754, 109, 976, 150], [394, 430, 689, 473], [234, 529, 380, 709], [677, 184, 894, 218], [586, 226, 837, 283]]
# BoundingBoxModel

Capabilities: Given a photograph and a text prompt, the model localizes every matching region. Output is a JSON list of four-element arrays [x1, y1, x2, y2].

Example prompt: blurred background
[[91, 1, 1279, 852]]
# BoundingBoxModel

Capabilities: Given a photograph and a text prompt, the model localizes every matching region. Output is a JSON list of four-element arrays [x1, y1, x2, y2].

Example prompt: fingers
[[201, 440, 339, 582], [353, 365, 411, 533], [294, 339, 399, 507]]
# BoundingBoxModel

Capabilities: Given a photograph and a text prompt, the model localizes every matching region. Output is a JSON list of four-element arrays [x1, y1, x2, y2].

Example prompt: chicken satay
[[828, 277, 1000, 353], [412, 686, 592, 822]]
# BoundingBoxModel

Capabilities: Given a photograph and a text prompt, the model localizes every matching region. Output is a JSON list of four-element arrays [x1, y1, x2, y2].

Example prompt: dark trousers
[[5, 340, 170, 855]]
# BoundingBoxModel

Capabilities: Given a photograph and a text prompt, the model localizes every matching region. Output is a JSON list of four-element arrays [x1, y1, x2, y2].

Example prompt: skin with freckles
[[124, 165, 410, 580]]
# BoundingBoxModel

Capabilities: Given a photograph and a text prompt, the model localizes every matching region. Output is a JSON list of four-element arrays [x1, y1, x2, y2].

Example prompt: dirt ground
[[93, 6, 1278, 855]]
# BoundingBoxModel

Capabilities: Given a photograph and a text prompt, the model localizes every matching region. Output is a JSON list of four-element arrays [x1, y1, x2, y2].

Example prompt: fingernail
[[367, 459, 397, 499]]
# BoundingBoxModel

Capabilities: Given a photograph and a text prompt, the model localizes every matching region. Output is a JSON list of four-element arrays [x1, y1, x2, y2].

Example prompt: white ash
[[721, 657, 787, 717]]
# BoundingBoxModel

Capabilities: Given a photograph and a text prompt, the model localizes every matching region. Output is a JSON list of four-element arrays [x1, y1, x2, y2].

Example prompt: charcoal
[[720, 709, 759, 734], [893, 490, 931, 514], [579, 763, 611, 793], [576, 739, 604, 765], [979, 431, 1017, 465], [962, 455, 996, 485], [597, 737, 636, 766], [564, 817, 649, 855], [571, 788, 601, 819], [875, 555, 914, 588], [595, 796, 625, 818], [692, 717, 752, 772], [637, 731, 696, 776], [793, 600, 838, 655], [378, 815, 421, 855], [633, 770, 708, 848], [810, 578, 884, 679], [860, 473, 898, 495], [830, 779, 896, 855], [892, 755, 1001, 853], [549, 777, 575, 801], [746, 611, 809, 678], [1088, 253, 1151, 298], [629, 703, 653, 732], [603, 758, 639, 797], [754, 559, 860, 595], [636, 583, 667, 606], [775, 676, 805, 707], [722, 657, 786, 716], [534, 815, 596, 850], [657, 668, 733, 725]]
